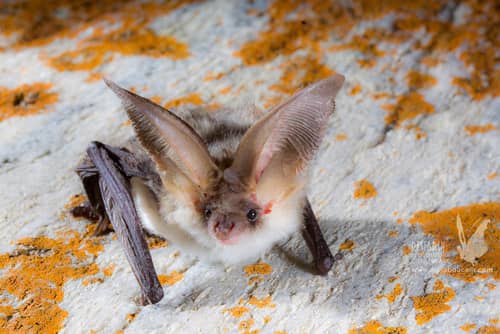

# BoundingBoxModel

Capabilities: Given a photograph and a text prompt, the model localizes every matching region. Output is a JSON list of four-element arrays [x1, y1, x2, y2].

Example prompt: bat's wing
[[75, 141, 164, 305]]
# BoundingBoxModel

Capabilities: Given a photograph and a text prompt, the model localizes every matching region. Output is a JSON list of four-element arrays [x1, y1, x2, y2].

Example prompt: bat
[[72, 74, 345, 304]]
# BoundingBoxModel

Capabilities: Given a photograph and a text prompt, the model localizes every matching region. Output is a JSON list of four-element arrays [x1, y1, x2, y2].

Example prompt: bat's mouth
[[211, 221, 242, 245]]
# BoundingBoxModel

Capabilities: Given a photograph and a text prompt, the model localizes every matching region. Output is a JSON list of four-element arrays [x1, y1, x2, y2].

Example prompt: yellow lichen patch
[[158, 270, 184, 286], [248, 296, 276, 309], [388, 230, 399, 237], [146, 235, 168, 249], [405, 124, 427, 140], [477, 325, 500, 334], [102, 264, 116, 277], [402, 245, 412, 255], [340, 239, 356, 251], [204, 72, 225, 81], [406, 70, 437, 90], [350, 84, 362, 96], [453, 47, 499, 101], [490, 319, 499, 325], [224, 306, 249, 318], [410, 203, 500, 282], [238, 318, 255, 331], [353, 180, 377, 199], [263, 316, 272, 324], [335, 133, 348, 141], [64, 194, 87, 210], [384, 92, 435, 126], [243, 262, 272, 276], [126, 313, 137, 323], [163, 93, 204, 109], [85, 72, 104, 83], [348, 320, 407, 334], [487, 173, 498, 180], [274, 331, 286, 334], [460, 323, 477, 332], [247, 276, 264, 285], [0, 83, 58, 122], [270, 56, 334, 95], [411, 280, 455, 325], [486, 283, 496, 290], [378, 283, 403, 304], [0, 223, 104, 333], [464, 124, 498, 136], [48, 27, 189, 72]]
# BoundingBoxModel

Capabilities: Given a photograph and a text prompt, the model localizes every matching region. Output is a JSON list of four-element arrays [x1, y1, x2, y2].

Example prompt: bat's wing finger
[[87, 141, 164, 305]]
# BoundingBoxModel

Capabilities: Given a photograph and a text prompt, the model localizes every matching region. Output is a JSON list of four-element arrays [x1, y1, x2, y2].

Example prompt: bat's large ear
[[104, 79, 220, 193], [228, 74, 344, 200]]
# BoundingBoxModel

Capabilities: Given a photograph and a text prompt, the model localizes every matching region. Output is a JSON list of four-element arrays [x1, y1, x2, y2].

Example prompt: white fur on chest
[[131, 178, 305, 264]]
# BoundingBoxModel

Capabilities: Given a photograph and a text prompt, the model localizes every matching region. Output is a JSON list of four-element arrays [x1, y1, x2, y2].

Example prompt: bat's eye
[[204, 208, 212, 219], [246, 209, 258, 223]]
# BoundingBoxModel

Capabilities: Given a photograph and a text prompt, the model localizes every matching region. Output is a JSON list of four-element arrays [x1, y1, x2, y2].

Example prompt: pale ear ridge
[[229, 74, 345, 188], [104, 79, 220, 190]]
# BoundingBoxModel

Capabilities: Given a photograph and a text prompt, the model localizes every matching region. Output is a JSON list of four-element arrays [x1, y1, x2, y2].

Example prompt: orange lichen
[[48, 27, 189, 72], [379, 283, 403, 304], [126, 313, 137, 322], [464, 124, 499, 136], [239, 318, 255, 331], [487, 173, 498, 180], [163, 93, 204, 109], [243, 262, 272, 276], [203, 72, 225, 81], [460, 323, 477, 332], [348, 320, 407, 334], [0, 83, 58, 122], [486, 283, 496, 290], [248, 296, 276, 309], [247, 276, 264, 285], [402, 245, 412, 255], [350, 84, 362, 96], [388, 230, 399, 237], [102, 264, 116, 277], [490, 319, 499, 325], [406, 70, 437, 90], [146, 235, 168, 249], [158, 270, 184, 286], [353, 180, 377, 199], [411, 280, 455, 325], [340, 239, 356, 251], [224, 306, 249, 318], [405, 124, 427, 140], [335, 133, 348, 141], [0, 223, 104, 333], [64, 194, 87, 210], [477, 325, 500, 334], [219, 87, 232, 95], [270, 55, 334, 96], [236, 0, 497, 100], [410, 203, 500, 282], [384, 92, 435, 126], [453, 47, 499, 101]]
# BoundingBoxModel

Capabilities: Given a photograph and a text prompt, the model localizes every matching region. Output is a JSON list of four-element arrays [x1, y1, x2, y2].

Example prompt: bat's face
[[201, 178, 262, 245]]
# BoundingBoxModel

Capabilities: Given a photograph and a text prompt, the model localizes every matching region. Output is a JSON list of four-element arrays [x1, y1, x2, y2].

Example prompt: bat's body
[[130, 108, 305, 264], [74, 75, 345, 304]]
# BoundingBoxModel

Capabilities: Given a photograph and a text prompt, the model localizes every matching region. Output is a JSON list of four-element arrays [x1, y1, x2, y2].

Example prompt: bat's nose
[[214, 220, 235, 235]]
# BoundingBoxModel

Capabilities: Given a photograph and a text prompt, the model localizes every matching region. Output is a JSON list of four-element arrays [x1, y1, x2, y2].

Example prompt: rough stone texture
[[0, 1, 499, 334]]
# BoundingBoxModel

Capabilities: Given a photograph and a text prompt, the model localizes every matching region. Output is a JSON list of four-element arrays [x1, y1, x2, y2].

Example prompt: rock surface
[[0, 1, 499, 333]]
